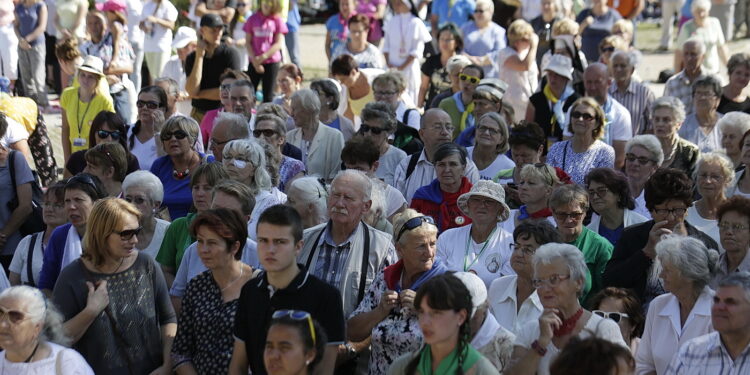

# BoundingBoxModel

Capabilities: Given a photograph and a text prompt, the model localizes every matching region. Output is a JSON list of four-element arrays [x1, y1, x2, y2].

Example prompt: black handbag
[[7, 151, 45, 235]]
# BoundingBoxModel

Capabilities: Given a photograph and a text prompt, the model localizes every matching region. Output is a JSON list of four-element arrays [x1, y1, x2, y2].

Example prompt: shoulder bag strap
[[405, 152, 420, 181], [26, 233, 39, 286], [357, 222, 370, 305], [562, 140, 569, 171], [8, 150, 17, 195], [304, 227, 326, 270]]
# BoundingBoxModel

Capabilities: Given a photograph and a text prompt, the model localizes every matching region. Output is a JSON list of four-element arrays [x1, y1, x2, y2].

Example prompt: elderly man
[[664, 39, 707, 115], [565, 63, 632, 168], [609, 51, 656, 135], [208, 112, 250, 162], [229, 79, 256, 126], [392, 108, 480, 202], [665, 272, 750, 374], [297, 170, 395, 318]]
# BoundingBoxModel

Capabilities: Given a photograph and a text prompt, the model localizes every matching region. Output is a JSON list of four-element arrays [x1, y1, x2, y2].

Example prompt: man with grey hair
[[664, 39, 707, 114], [665, 272, 750, 374], [230, 80, 257, 127], [209, 112, 250, 162], [609, 51, 656, 135]]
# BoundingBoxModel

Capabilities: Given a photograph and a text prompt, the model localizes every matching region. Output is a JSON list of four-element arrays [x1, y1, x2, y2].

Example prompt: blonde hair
[[612, 19, 633, 36], [82, 198, 141, 266], [507, 19, 535, 45], [568, 97, 607, 140], [520, 163, 560, 187], [552, 18, 579, 36], [162, 115, 200, 146], [392, 209, 438, 245]]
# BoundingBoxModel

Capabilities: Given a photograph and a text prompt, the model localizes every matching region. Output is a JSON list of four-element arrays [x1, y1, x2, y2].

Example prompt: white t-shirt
[[128, 127, 157, 170], [686, 206, 721, 251], [9, 232, 44, 285], [436, 223, 515, 288], [139, 218, 170, 259], [384, 184, 407, 218], [0, 115, 29, 147], [467, 147, 516, 181], [126, 0, 145, 47], [248, 188, 287, 240], [0, 342, 94, 374], [141, 0, 178, 53], [377, 145, 407, 188]]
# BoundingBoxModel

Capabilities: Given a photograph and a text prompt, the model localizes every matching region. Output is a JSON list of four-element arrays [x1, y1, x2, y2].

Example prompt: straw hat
[[78, 56, 105, 77], [457, 180, 511, 222]]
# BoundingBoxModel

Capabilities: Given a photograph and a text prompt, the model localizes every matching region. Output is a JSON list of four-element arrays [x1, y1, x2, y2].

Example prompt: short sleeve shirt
[[243, 13, 288, 64]]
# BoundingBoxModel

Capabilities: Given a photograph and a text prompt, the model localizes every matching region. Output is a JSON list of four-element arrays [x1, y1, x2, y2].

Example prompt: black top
[[234, 267, 346, 375], [420, 54, 451, 108], [602, 220, 719, 302], [717, 95, 750, 114], [65, 149, 141, 176], [185, 43, 243, 112], [528, 91, 580, 145], [282, 142, 303, 161], [530, 15, 559, 67]]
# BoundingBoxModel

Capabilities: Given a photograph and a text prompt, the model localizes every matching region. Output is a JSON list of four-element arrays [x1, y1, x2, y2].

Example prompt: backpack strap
[[26, 233, 39, 286], [402, 108, 415, 125], [404, 152, 420, 182], [357, 222, 370, 305]]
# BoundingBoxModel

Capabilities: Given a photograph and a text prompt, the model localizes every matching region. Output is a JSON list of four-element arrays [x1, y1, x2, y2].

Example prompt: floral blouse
[[279, 155, 305, 192], [172, 270, 239, 374], [350, 271, 423, 375]]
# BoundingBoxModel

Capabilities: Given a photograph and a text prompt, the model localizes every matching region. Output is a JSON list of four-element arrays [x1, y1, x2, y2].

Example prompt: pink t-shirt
[[242, 13, 288, 64]]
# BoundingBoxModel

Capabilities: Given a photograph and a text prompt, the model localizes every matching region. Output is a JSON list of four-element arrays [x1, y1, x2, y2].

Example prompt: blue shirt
[[325, 14, 349, 57], [286, 0, 301, 32], [150, 153, 209, 220], [460, 21, 506, 77], [38, 223, 75, 290], [598, 223, 624, 246], [432, 0, 476, 29]]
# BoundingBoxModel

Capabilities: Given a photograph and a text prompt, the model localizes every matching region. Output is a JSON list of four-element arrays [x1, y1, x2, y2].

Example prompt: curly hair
[[550, 336, 635, 374], [585, 168, 635, 210]]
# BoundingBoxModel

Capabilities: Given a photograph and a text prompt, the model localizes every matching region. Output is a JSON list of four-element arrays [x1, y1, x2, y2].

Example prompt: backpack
[[393, 109, 424, 156]]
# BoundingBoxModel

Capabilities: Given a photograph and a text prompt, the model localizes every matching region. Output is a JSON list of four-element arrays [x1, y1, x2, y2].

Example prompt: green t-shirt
[[155, 213, 197, 271], [569, 226, 614, 303]]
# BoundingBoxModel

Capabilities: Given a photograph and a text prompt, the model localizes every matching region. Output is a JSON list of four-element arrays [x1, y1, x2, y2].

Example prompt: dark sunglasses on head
[[67, 173, 99, 191], [570, 111, 595, 121], [161, 130, 189, 141], [253, 129, 277, 138], [116, 226, 143, 240], [272, 309, 316, 345], [359, 124, 386, 135], [459, 73, 480, 84], [593, 310, 629, 323], [136, 100, 161, 109], [396, 216, 436, 242], [97, 129, 121, 140]]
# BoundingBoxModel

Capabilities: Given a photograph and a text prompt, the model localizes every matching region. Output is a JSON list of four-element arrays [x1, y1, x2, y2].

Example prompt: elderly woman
[[52, 198, 177, 374], [461, 0, 506, 77], [150, 115, 206, 220], [651, 96, 701, 178], [635, 235, 718, 375], [675, 0, 729, 76], [436, 180, 513, 287], [265, 312, 328, 375], [438, 64, 484, 138], [624, 135, 663, 219], [688, 152, 735, 247], [488, 220, 560, 333], [122, 171, 169, 259], [223, 138, 286, 240], [156, 163, 229, 287], [549, 184, 613, 302], [348, 210, 447, 375], [286, 177, 329, 229], [128, 85, 169, 170], [504, 164, 560, 234], [718, 53, 750, 114], [37, 174, 108, 292], [253, 114, 305, 192], [468, 113, 514, 181], [585, 168, 648, 246], [678, 76, 724, 153], [0, 286, 93, 372], [331, 14, 386, 70], [310, 79, 356, 139], [286, 89, 345, 182], [718, 112, 750, 168], [507, 243, 626, 375], [603, 168, 719, 303], [731, 130, 750, 197], [410, 143, 473, 233], [82, 143, 128, 197], [388, 273, 499, 374], [496, 19, 539, 123], [373, 71, 420, 131], [418, 24, 461, 109], [525, 55, 579, 145], [547, 97, 615, 185], [171, 209, 254, 374], [576, 0, 622, 62], [589, 287, 646, 355], [711, 196, 750, 286], [356, 102, 404, 187], [65, 111, 140, 177]]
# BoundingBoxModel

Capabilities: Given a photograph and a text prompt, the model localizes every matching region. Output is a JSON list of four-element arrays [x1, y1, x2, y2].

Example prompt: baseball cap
[[200, 13, 224, 28]]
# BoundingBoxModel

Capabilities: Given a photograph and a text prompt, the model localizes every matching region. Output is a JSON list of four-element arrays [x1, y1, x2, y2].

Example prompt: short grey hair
[[154, 77, 179, 97], [683, 38, 706, 55], [692, 75, 722, 98], [333, 169, 372, 202], [361, 102, 397, 133], [652, 235, 720, 292], [163, 115, 200, 145], [476, 0, 494, 12], [717, 112, 750, 138], [611, 50, 638, 68], [718, 271, 750, 303], [446, 55, 472, 75], [693, 152, 736, 191], [691, 0, 711, 12], [625, 135, 664, 165], [533, 243, 589, 293], [214, 111, 250, 140], [122, 170, 164, 203], [291, 88, 321, 115], [223, 139, 272, 195], [0, 286, 71, 346], [652, 96, 686, 125], [288, 177, 328, 222], [549, 184, 589, 212]]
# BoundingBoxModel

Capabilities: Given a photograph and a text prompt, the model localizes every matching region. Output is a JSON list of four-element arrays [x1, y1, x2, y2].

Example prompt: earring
[[306, 360, 311, 365]]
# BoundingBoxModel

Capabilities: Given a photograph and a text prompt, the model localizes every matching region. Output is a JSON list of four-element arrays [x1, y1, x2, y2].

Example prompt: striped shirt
[[663, 69, 707, 115], [665, 331, 750, 375], [312, 224, 354, 289], [609, 80, 656, 135]]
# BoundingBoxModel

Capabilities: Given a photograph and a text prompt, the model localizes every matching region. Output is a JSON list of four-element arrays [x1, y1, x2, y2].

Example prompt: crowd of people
[[0, 0, 750, 373]]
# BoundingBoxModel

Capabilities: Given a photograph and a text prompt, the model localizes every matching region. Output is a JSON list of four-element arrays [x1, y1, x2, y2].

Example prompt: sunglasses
[[625, 153, 654, 166], [253, 129, 277, 138], [161, 130, 189, 141], [459, 73, 480, 84], [136, 100, 161, 109], [115, 226, 142, 240], [359, 124, 386, 135], [0, 306, 32, 324], [395, 216, 436, 242], [272, 310, 316, 346], [570, 111, 595, 121], [553, 211, 584, 220], [67, 173, 99, 192], [593, 310, 629, 323], [97, 129, 121, 140]]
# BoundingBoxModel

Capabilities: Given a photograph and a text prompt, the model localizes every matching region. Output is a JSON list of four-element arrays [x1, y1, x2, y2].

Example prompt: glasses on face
[[0, 306, 32, 325], [625, 153, 654, 166], [532, 274, 571, 288], [359, 124, 386, 135], [592, 310, 629, 323], [652, 207, 687, 217], [427, 124, 455, 133], [124, 196, 149, 205], [718, 222, 750, 232], [271, 310, 316, 346], [136, 100, 161, 109], [553, 210, 584, 221], [97, 129, 121, 140], [477, 125, 500, 135], [697, 173, 724, 182], [396, 216, 436, 242], [374, 90, 397, 97], [459, 73, 480, 84], [587, 187, 609, 198], [161, 130, 189, 141], [694, 91, 717, 99], [571, 111, 595, 122], [210, 138, 232, 148], [468, 197, 498, 207], [220, 83, 233, 92], [115, 226, 142, 240], [510, 243, 535, 257], [253, 129, 277, 138]]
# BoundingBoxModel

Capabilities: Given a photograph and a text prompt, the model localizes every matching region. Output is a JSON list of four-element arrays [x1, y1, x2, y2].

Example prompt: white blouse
[[436, 223, 515, 288], [487, 275, 543, 334], [0, 342, 94, 374]]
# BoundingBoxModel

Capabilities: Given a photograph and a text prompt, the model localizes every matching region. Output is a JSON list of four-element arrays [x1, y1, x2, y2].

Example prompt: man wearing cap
[[185, 13, 242, 125], [609, 50, 656, 135], [453, 272, 516, 372], [162, 27, 197, 104], [526, 55, 579, 146], [455, 78, 508, 148]]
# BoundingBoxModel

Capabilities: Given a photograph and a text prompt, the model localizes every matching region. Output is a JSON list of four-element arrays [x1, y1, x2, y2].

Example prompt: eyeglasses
[[210, 138, 233, 148], [652, 207, 687, 216], [396, 216, 436, 242], [253, 129, 277, 138], [373, 90, 398, 97], [136, 100, 161, 109], [593, 310, 629, 323], [694, 91, 717, 99], [67, 173, 99, 192], [427, 124, 455, 133], [115, 226, 142, 240], [532, 274, 571, 288], [220, 83, 233, 92], [570, 111, 595, 122], [359, 124, 387, 135], [161, 130, 189, 141], [587, 187, 609, 198], [272, 310, 316, 346], [718, 222, 750, 232], [476, 125, 500, 135], [625, 153, 654, 165], [97, 129, 121, 140], [553, 211, 584, 220], [600, 46, 616, 53], [468, 197, 499, 207], [0, 306, 33, 324], [510, 243, 535, 257], [124, 196, 149, 205], [459, 73, 480, 84]]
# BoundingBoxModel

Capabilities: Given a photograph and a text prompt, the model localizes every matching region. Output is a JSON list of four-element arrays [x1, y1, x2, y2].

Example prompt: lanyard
[[76, 91, 94, 137], [463, 226, 497, 272]]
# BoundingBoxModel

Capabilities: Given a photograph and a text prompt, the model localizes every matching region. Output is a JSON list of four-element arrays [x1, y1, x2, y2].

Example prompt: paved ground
[[40, 23, 750, 175]]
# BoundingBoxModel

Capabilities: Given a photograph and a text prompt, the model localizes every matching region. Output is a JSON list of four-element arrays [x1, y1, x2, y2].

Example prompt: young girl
[[382, 0, 430, 104], [244, 0, 287, 103]]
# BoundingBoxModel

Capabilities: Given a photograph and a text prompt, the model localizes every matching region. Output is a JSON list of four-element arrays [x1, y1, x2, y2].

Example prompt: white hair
[[717, 112, 750, 140], [0, 286, 71, 346], [288, 176, 329, 223], [533, 243, 589, 295], [652, 96, 687, 125], [291, 89, 321, 115], [651, 235, 720, 292], [611, 50, 638, 68], [122, 170, 164, 202], [333, 169, 373, 202], [223, 138, 272, 195], [625, 135, 664, 165], [691, 0, 711, 12], [214, 111, 250, 140], [693, 152, 736, 192]]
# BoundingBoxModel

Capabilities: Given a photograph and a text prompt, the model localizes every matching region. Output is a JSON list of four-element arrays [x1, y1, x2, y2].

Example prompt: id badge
[[73, 138, 87, 147]]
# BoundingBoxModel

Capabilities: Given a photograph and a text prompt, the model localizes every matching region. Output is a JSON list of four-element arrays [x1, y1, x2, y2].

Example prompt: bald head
[[583, 63, 612, 104], [419, 108, 455, 151]]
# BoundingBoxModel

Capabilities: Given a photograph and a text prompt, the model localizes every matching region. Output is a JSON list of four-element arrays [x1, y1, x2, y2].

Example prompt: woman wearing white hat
[[436, 179, 515, 288], [525, 54, 580, 147]]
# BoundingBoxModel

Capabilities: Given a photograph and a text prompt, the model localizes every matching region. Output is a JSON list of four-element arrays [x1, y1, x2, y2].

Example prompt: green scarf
[[416, 343, 481, 375]]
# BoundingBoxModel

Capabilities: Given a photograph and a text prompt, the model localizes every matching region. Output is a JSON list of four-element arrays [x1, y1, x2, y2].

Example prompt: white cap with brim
[[172, 27, 198, 49], [453, 272, 487, 318], [544, 54, 573, 81], [78, 55, 105, 77]]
